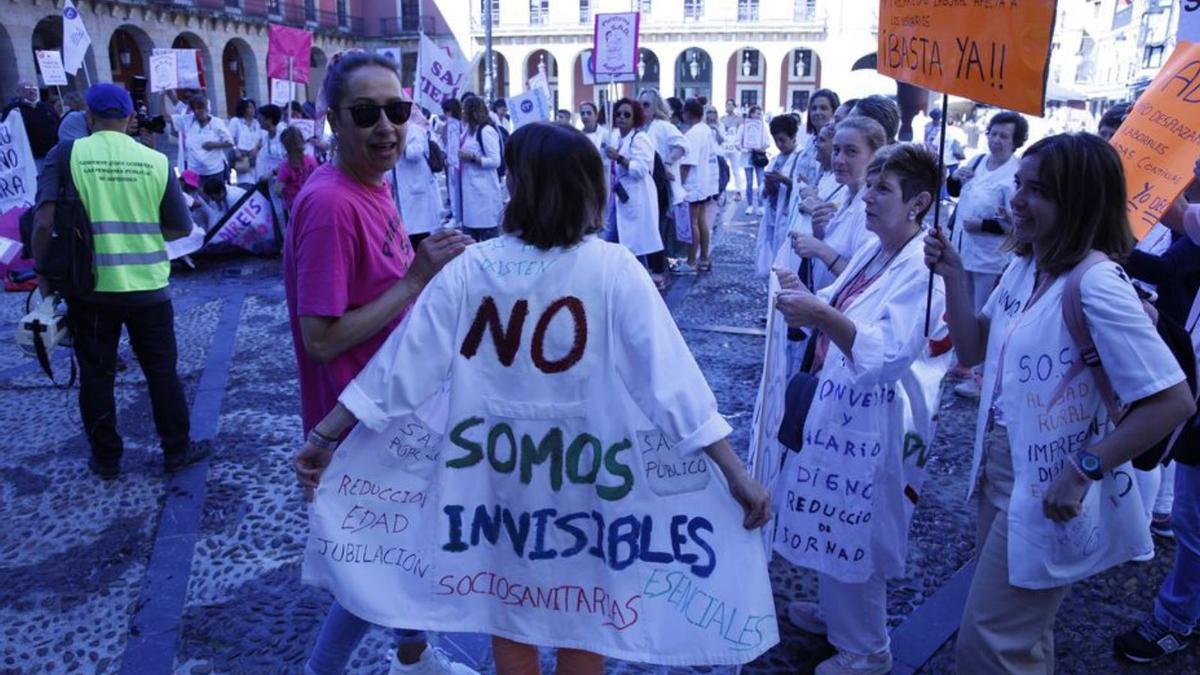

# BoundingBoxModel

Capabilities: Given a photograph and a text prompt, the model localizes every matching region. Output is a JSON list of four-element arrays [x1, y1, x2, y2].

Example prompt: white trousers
[[819, 571, 890, 656]]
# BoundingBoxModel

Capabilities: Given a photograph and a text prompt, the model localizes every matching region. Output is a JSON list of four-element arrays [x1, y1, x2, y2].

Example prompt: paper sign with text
[[1111, 41, 1200, 240], [593, 12, 640, 78], [876, 0, 1059, 116], [150, 51, 178, 93], [271, 79, 295, 107], [416, 34, 467, 114], [152, 49, 201, 89], [302, 239, 778, 666], [0, 113, 39, 214], [35, 51, 68, 87]]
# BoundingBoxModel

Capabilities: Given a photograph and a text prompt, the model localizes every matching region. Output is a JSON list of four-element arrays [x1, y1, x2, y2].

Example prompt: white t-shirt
[[681, 122, 718, 203], [184, 116, 233, 176], [228, 117, 262, 152], [956, 154, 1018, 274], [974, 255, 1183, 588], [817, 189, 876, 287], [254, 128, 286, 183]]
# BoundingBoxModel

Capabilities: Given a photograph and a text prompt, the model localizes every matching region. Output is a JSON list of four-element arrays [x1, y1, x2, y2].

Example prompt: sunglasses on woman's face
[[339, 100, 412, 128], [615, 110, 633, 119]]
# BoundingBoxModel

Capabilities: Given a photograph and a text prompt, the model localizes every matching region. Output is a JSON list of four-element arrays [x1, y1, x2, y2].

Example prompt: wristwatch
[[307, 428, 338, 452], [1074, 450, 1104, 481]]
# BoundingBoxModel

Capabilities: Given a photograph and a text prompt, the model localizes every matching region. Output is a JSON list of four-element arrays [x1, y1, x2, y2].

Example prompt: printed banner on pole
[[508, 89, 549, 129], [0, 113, 39, 215], [592, 12, 640, 78], [149, 51, 178, 93], [1111, 41, 1200, 240], [581, 50, 638, 86], [416, 34, 467, 113], [875, 0, 1059, 117], [62, 0, 91, 75], [267, 24, 313, 84], [36, 51, 68, 87], [526, 73, 553, 117]]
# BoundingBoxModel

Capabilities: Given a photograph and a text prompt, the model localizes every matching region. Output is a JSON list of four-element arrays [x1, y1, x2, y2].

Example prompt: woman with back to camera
[[458, 96, 504, 241], [925, 133, 1195, 673], [639, 87, 690, 277], [295, 122, 771, 675], [392, 113, 443, 251]]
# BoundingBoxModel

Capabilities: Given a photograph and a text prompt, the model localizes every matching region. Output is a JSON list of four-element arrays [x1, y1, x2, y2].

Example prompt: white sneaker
[[672, 262, 698, 276], [388, 646, 479, 675], [954, 379, 980, 399], [786, 600, 827, 635], [814, 649, 893, 675]]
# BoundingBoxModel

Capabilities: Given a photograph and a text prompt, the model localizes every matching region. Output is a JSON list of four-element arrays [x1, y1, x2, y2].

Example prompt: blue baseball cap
[[85, 83, 133, 119]]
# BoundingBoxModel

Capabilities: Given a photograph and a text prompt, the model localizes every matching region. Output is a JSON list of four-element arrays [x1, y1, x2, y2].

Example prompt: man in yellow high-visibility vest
[[31, 83, 208, 480]]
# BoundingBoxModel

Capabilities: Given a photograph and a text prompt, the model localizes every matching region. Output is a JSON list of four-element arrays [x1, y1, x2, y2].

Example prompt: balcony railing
[[380, 15, 440, 36], [133, 0, 364, 35]]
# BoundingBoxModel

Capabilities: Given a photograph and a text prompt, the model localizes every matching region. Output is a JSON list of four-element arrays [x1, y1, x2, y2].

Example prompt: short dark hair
[[557, 109, 572, 117], [852, 95, 900, 143], [666, 97, 683, 119], [1014, 133, 1134, 274], [442, 98, 462, 119], [202, 177, 227, 197], [502, 123, 606, 249], [987, 111, 1030, 148], [491, 98, 507, 112], [235, 98, 256, 118], [682, 99, 704, 121], [579, 101, 605, 125], [769, 113, 799, 139], [257, 104, 282, 126], [748, 105, 763, 115], [807, 88, 841, 135], [321, 51, 402, 113], [613, 97, 645, 128], [867, 143, 940, 221]]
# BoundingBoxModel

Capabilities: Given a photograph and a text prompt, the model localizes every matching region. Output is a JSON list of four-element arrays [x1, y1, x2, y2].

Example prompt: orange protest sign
[[876, 0, 1058, 116], [1111, 41, 1200, 240]]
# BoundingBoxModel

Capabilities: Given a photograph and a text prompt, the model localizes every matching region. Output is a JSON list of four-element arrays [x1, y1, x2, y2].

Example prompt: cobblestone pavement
[[1, 201, 1198, 674]]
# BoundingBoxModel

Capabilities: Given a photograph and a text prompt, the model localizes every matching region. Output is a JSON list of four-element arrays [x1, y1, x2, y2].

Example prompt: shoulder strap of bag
[[1046, 250, 1124, 421], [55, 140, 77, 201]]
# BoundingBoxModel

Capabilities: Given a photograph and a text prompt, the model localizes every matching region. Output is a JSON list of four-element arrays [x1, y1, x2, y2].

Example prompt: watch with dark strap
[[1074, 450, 1104, 482]]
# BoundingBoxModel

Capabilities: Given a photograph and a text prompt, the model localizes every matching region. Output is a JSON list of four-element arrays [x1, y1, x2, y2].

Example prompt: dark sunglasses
[[337, 100, 412, 127], [615, 110, 634, 119]]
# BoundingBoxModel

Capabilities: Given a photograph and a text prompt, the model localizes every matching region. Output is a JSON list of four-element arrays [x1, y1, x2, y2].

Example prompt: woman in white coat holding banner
[[773, 144, 951, 675], [926, 133, 1195, 674], [605, 98, 663, 264], [393, 122, 442, 250], [458, 96, 504, 241]]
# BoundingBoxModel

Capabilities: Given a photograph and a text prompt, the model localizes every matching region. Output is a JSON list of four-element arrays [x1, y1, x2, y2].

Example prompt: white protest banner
[[580, 50, 638, 86], [150, 51, 178, 93], [508, 89, 549, 129], [593, 12, 640, 78], [62, 0, 91, 75], [1182, 1, 1200, 42], [35, 51, 68, 87], [0, 113, 39, 215], [153, 48, 201, 89], [204, 188, 279, 256], [302, 241, 779, 666], [527, 73, 553, 117], [416, 34, 467, 114], [271, 79, 295, 107]]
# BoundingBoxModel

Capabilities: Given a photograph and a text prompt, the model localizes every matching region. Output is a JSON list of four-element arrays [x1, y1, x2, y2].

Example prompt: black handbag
[[777, 332, 821, 452], [750, 150, 769, 168]]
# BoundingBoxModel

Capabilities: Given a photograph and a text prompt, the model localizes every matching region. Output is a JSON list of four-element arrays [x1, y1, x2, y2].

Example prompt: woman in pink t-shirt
[[275, 126, 319, 215], [282, 51, 474, 675]]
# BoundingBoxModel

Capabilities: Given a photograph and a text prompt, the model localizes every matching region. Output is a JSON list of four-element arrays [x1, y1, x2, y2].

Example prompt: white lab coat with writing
[[394, 124, 442, 236], [607, 128, 662, 257], [459, 124, 504, 231], [773, 234, 950, 583]]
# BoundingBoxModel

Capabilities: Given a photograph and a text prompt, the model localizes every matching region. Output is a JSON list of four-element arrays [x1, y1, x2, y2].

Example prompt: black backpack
[[477, 126, 509, 179], [37, 140, 95, 298]]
